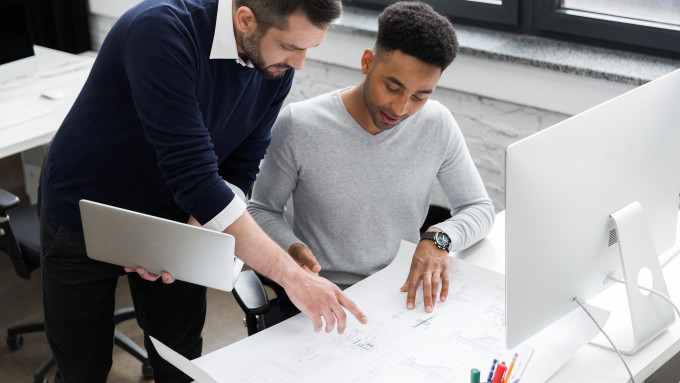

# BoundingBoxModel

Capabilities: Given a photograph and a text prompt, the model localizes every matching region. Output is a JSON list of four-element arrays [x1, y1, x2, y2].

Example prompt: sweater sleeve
[[432, 107, 496, 252], [218, 70, 294, 197], [247, 106, 305, 252], [123, 9, 234, 225]]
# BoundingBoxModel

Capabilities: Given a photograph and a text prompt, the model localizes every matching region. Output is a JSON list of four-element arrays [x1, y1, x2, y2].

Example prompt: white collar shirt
[[209, 0, 254, 68]]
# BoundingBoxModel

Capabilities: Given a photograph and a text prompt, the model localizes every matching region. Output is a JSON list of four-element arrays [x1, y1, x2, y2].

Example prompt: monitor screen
[[0, 0, 37, 86], [505, 68, 680, 351], [0, 0, 34, 65]]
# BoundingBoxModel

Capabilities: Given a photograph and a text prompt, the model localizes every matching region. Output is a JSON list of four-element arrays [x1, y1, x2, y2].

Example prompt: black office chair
[[0, 188, 153, 383], [419, 204, 452, 235], [233, 204, 452, 336], [233, 270, 300, 336]]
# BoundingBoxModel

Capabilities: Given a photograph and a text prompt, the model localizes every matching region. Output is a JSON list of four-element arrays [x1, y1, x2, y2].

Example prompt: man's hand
[[289, 243, 321, 274], [124, 267, 175, 284], [283, 270, 367, 334], [400, 231, 450, 313], [284, 244, 365, 333]]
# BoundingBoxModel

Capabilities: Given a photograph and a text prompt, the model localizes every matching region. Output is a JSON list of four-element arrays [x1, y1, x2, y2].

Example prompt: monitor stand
[[590, 201, 674, 355]]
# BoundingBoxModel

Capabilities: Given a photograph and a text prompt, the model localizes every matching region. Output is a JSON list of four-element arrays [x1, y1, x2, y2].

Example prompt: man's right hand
[[289, 243, 321, 274], [282, 269, 367, 334], [221, 210, 366, 333]]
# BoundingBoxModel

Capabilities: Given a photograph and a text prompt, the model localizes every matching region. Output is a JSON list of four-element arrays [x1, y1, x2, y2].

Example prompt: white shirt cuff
[[202, 182, 247, 232]]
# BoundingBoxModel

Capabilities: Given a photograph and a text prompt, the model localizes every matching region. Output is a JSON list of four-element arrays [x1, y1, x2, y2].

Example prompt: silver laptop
[[80, 200, 243, 292]]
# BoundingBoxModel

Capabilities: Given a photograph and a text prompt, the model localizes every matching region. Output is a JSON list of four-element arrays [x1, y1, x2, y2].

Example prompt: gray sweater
[[248, 90, 494, 288]]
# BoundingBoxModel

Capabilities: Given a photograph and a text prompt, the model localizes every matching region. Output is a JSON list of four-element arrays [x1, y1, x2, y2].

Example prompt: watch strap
[[420, 231, 439, 242], [420, 231, 451, 251]]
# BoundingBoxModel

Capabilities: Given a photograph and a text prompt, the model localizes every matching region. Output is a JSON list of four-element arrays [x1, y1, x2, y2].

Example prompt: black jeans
[[40, 203, 207, 383]]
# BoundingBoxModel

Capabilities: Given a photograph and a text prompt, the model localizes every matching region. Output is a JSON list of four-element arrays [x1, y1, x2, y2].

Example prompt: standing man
[[40, 0, 365, 382], [249, 2, 494, 321]]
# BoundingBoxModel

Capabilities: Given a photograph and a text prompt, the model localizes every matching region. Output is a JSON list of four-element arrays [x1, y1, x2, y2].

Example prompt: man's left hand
[[400, 232, 450, 313], [124, 267, 175, 284]]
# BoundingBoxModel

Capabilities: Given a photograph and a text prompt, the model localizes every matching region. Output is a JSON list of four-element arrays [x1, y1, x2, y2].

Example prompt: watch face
[[435, 232, 451, 249]]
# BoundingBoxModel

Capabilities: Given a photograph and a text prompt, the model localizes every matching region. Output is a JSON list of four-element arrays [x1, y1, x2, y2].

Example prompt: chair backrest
[[0, 188, 40, 279]]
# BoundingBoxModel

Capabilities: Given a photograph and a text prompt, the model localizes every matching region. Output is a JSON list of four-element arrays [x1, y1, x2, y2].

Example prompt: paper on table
[[153, 240, 600, 382], [150, 336, 219, 383]]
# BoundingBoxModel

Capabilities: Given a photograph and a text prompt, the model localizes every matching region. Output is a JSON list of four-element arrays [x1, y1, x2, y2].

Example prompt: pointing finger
[[338, 293, 367, 325]]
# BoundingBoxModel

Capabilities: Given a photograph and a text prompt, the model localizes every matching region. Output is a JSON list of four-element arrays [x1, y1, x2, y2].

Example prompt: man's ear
[[234, 6, 258, 35], [360, 49, 374, 75]]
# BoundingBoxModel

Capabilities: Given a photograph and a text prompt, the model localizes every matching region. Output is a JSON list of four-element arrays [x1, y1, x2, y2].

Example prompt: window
[[342, 0, 680, 58], [343, 0, 518, 26], [431, 0, 519, 26], [533, 0, 680, 57], [563, 0, 679, 25]]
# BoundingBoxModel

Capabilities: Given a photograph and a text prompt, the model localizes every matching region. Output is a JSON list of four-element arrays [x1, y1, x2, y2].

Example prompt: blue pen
[[486, 359, 498, 383]]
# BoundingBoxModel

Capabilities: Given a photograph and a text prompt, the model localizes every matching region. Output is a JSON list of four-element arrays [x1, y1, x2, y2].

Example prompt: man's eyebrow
[[281, 43, 305, 50], [386, 76, 433, 94], [280, 41, 322, 50]]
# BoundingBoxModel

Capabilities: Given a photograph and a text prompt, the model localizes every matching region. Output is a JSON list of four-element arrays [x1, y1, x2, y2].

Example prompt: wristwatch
[[420, 231, 451, 251]]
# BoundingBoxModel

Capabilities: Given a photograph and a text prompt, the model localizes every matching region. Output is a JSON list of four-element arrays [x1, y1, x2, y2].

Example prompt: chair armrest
[[232, 270, 270, 315], [0, 188, 20, 215]]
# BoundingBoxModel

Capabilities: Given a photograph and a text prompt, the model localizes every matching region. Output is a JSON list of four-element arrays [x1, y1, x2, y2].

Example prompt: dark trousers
[[40, 203, 207, 383]]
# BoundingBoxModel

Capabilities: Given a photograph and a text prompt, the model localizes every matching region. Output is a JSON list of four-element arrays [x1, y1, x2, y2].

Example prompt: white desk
[[460, 211, 680, 383], [0, 46, 93, 159], [167, 210, 680, 383]]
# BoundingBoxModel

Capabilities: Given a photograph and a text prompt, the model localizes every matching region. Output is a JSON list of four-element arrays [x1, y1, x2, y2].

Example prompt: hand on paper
[[206, 210, 367, 334], [283, 244, 364, 333], [284, 272, 368, 334], [400, 235, 450, 313], [289, 243, 321, 275]]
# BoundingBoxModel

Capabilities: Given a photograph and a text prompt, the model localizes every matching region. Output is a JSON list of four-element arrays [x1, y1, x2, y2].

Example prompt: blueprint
[[154, 240, 604, 383], [227, 241, 529, 383]]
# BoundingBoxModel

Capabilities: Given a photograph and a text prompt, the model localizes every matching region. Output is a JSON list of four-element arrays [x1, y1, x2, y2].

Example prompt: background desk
[[459, 211, 680, 383], [0, 46, 93, 159]]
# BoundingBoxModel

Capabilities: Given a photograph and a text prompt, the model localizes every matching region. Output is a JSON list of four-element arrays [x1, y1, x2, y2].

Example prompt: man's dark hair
[[376, 1, 458, 70], [235, 0, 342, 31]]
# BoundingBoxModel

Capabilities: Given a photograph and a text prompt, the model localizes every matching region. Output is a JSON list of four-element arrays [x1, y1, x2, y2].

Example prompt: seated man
[[248, 1, 494, 321]]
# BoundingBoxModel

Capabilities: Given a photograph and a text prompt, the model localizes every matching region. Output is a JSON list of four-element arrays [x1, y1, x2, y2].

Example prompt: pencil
[[502, 353, 518, 383]]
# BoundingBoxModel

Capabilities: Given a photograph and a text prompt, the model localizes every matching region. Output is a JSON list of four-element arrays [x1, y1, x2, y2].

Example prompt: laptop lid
[[80, 200, 243, 292]]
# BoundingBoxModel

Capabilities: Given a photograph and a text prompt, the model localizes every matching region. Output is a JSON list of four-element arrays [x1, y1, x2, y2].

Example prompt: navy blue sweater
[[42, 0, 294, 230]]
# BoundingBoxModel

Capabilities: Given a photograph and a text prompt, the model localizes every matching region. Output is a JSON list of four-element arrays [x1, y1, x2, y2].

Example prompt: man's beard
[[240, 29, 292, 80]]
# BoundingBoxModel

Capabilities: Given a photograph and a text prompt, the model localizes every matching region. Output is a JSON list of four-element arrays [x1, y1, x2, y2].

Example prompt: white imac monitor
[[505, 68, 680, 354], [0, 0, 38, 85]]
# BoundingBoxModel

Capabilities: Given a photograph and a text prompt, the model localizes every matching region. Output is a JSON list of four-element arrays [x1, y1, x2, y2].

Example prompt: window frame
[[341, 0, 519, 27], [342, 0, 680, 59], [532, 0, 680, 58]]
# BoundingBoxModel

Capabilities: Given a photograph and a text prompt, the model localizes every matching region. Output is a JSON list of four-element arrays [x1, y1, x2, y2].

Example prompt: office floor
[[0, 252, 249, 382]]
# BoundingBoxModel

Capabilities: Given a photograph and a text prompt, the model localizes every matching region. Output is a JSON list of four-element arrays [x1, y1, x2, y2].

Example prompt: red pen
[[491, 362, 507, 383]]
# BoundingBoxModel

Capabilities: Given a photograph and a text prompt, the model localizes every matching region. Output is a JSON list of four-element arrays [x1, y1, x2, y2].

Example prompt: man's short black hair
[[376, 1, 458, 70], [235, 0, 342, 31]]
